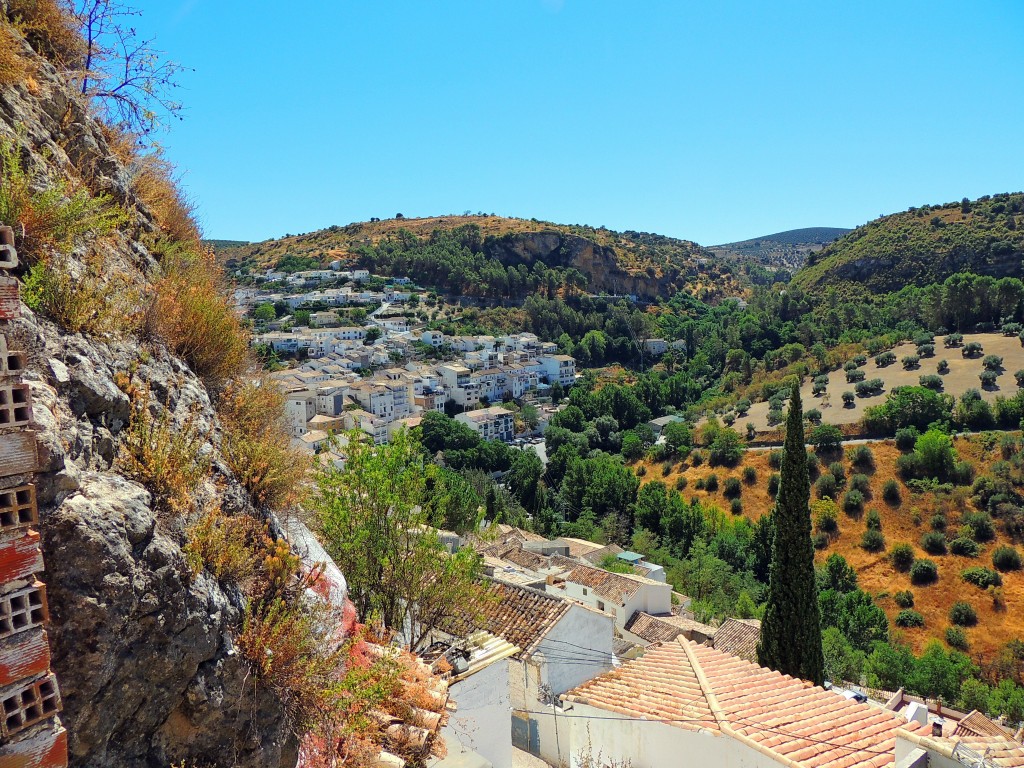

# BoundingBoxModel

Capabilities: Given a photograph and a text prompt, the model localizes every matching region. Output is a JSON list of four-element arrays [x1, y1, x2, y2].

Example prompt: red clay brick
[[0, 723, 67, 768], [1, 674, 62, 739], [0, 486, 36, 533], [0, 432, 37, 479], [0, 582, 47, 642], [0, 531, 43, 586], [0, 277, 17, 321], [0, 628, 50, 688]]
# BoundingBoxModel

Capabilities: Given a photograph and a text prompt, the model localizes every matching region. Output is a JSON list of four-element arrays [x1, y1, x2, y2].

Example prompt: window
[[582, 588, 587, 596], [597, 600, 605, 612]]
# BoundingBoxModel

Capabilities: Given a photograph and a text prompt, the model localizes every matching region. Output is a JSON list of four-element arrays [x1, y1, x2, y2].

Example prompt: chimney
[[932, 718, 945, 738]]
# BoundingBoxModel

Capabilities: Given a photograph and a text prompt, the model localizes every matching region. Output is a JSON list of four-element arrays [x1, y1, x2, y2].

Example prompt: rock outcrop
[[0, 13, 295, 768]]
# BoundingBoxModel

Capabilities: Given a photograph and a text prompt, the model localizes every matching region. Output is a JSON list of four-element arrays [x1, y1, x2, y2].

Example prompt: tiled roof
[[435, 578, 569, 657], [579, 543, 624, 565], [550, 556, 663, 604], [953, 709, 1017, 739], [564, 639, 928, 768], [558, 537, 606, 558], [624, 612, 716, 644], [921, 734, 1024, 767], [563, 640, 719, 731], [712, 618, 761, 663]]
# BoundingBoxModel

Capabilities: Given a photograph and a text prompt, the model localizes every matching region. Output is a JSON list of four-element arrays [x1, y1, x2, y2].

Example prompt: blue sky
[[131, 1, 1023, 245]]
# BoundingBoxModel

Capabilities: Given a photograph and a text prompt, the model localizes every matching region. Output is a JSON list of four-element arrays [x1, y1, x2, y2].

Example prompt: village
[[234, 264, 577, 458]]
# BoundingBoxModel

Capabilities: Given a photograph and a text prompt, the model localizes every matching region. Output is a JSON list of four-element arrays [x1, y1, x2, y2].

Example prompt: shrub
[[742, 466, 757, 484], [875, 351, 897, 367], [810, 424, 843, 451], [813, 532, 830, 550], [865, 508, 882, 530], [730, 498, 743, 515], [129, 149, 202, 245], [944, 333, 963, 347], [855, 379, 884, 396], [919, 374, 943, 390], [827, 461, 844, 480], [816, 503, 839, 534], [636, 465, 648, 477], [150, 252, 250, 391], [848, 444, 874, 469], [843, 360, 858, 372], [950, 537, 980, 557], [983, 354, 1004, 371], [846, 368, 866, 383], [850, 473, 871, 494], [704, 473, 719, 492], [861, 528, 885, 552], [7, 0, 85, 69], [675, 476, 687, 491], [1016, 370, 1024, 387], [949, 601, 977, 626], [815, 473, 838, 500], [662, 461, 673, 476], [895, 427, 920, 451], [962, 341, 983, 357], [768, 450, 783, 470], [0, 26, 29, 86], [961, 567, 1002, 589], [921, 531, 948, 555], [945, 627, 969, 651], [964, 511, 996, 542], [894, 590, 914, 608], [118, 395, 210, 514], [767, 408, 784, 426], [853, 354, 868, 367], [767, 473, 780, 496], [690, 450, 704, 466], [992, 546, 1022, 571], [806, 452, 820, 478], [217, 377, 311, 510], [723, 476, 742, 498], [895, 609, 925, 628], [937, 359, 949, 374], [891, 543, 916, 571], [184, 505, 262, 584], [902, 355, 920, 370], [917, 343, 935, 357], [882, 479, 902, 505], [842, 391, 855, 406], [843, 489, 864, 514], [0, 136, 125, 258], [805, 408, 823, 424], [980, 370, 998, 387], [910, 559, 938, 585], [931, 512, 947, 531]]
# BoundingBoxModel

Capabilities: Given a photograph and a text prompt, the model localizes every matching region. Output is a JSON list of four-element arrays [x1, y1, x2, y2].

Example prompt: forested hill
[[709, 227, 850, 272], [217, 215, 747, 301], [794, 193, 1024, 295]]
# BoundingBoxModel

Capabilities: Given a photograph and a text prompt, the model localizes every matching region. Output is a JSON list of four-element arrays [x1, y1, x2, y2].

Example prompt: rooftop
[[624, 612, 716, 644], [564, 639, 930, 768], [711, 617, 761, 663], [549, 555, 666, 604]]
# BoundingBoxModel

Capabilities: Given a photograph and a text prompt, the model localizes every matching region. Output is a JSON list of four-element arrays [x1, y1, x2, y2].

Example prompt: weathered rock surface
[[0, 10, 295, 767]]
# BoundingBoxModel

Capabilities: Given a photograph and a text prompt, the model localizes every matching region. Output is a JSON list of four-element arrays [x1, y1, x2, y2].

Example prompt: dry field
[[743, 333, 1024, 433], [642, 437, 1024, 660]]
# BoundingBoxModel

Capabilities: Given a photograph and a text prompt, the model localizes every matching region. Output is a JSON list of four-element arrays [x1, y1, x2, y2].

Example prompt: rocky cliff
[[0, 14, 295, 768]]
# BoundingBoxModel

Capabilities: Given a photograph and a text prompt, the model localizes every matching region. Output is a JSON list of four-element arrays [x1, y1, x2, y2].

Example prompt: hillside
[[647, 436, 1024, 661], [709, 226, 850, 272], [795, 193, 1024, 294], [217, 215, 746, 301]]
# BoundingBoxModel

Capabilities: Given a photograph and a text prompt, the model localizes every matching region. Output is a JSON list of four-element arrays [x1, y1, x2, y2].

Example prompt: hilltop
[[795, 193, 1024, 295], [708, 226, 850, 272], [217, 215, 746, 301]]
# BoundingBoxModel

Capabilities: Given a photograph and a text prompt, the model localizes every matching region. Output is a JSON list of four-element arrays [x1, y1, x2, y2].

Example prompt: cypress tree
[[756, 382, 824, 686]]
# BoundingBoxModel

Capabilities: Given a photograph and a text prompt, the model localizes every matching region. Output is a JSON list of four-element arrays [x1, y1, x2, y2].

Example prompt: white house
[[284, 389, 316, 437], [546, 557, 672, 630], [560, 639, 931, 768], [455, 406, 515, 443], [537, 354, 576, 387]]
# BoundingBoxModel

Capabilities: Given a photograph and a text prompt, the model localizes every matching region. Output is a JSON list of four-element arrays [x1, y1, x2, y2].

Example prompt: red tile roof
[[550, 556, 663, 604], [624, 612, 716, 644], [564, 639, 928, 768], [953, 709, 1017, 739], [918, 734, 1024, 767]]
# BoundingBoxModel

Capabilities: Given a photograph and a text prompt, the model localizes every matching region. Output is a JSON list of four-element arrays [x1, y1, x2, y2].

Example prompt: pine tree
[[757, 382, 825, 685]]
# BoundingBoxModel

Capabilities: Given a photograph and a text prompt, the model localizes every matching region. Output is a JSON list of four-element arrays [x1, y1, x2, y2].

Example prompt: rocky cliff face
[[0, 20, 294, 768]]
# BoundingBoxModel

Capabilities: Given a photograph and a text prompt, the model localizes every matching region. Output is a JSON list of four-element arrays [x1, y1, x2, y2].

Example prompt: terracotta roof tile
[[564, 638, 929, 768], [711, 617, 761, 662], [928, 734, 1024, 767], [953, 709, 1017, 739], [624, 612, 716, 644], [549, 555, 664, 604], [435, 578, 569, 656]]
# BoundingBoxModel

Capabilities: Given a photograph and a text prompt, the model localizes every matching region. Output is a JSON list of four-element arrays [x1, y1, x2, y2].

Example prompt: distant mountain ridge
[[217, 214, 748, 301], [708, 227, 851, 272], [794, 192, 1024, 295]]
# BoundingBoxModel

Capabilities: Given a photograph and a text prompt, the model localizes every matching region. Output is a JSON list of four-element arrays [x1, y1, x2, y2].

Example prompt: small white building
[[537, 354, 576, 387], [455, 406, 515, 443], [283, 389, 316, 437]]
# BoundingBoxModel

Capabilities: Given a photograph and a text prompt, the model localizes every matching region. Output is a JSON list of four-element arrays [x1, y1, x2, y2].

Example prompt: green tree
[[253, 302, 276, 322], [758, 383, 825, 685], [314, 431, 484, 650]]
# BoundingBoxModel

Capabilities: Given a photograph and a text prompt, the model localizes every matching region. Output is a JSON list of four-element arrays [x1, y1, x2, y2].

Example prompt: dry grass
[[118, 392, 211, 514], [184, 504, 264, 585], [8, 0, 84, 70], [23, 252, 144, 334], [131, 148, 202, 246], [0, 23, 31, 85], [217, 376, 311, 511], [149, 249, 250, 391]]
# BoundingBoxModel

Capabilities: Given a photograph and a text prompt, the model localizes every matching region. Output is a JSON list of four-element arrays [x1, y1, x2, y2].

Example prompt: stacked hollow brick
[[0, 226, 67, 768]]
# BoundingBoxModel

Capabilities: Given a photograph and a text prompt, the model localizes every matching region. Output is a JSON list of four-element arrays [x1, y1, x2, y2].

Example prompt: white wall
[[563, 701, 782, 768], [443, 661, 512, 768]]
